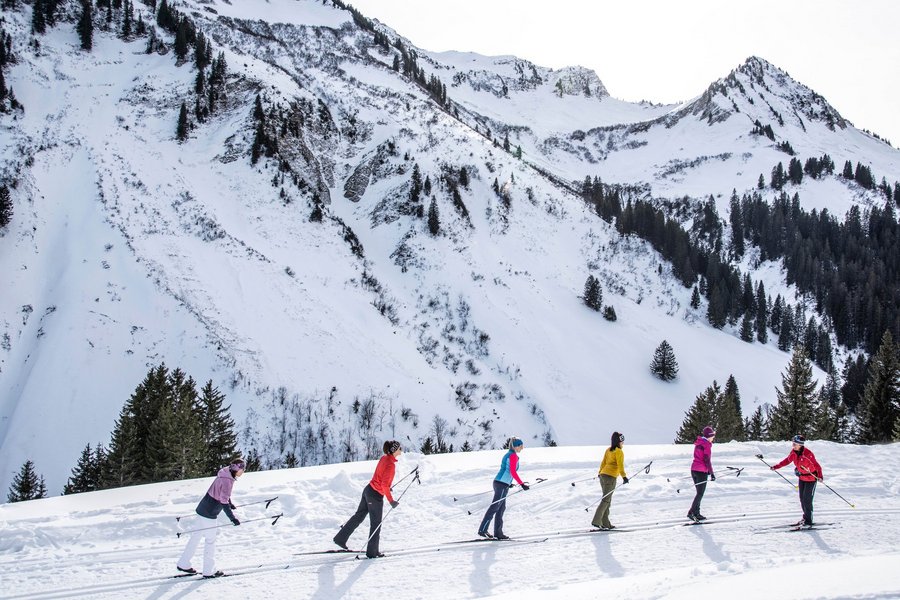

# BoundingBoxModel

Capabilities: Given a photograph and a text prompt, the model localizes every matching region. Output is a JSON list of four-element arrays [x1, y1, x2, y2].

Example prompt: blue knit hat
[[511, 438, 524, 448]]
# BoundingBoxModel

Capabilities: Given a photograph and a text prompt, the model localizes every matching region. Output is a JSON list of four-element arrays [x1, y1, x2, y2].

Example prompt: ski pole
[[674, 466, 744, 493], [798, 464, 856, 508], [176, 513, 283, 538], [466, 477, 548, 515], [361, 467, 421, 549], [570, 475, 600, 487], [391, 466, 420, 490], [584, 461, 652, 512], [453, 489, 495, 502], [756, 454, 798, 489], [175, 496, 279, 521]]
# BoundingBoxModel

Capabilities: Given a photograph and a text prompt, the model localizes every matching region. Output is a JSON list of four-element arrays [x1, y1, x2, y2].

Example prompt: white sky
[[348, 0, 900, 148]]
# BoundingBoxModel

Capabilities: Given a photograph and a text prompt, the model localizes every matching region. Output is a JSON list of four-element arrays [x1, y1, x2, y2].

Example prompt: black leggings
[[333, 484, 384, 557], [799, 479, 817, 524], [689, 470, 709, 516]]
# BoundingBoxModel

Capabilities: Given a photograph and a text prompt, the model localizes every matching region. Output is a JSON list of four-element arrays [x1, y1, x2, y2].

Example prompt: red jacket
[[369, 454, 397, 503], [773, 447, 823, 482]]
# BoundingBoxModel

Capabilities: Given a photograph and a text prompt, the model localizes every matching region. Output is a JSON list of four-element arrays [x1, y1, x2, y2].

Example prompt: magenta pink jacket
[[690, 436, 714, 474]]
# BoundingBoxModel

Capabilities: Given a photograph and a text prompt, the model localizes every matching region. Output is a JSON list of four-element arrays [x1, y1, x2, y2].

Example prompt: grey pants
[[591, 475, 617, 528]]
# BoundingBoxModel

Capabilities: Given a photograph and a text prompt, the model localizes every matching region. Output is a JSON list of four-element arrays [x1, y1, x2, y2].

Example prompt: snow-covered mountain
[[2, 443, 900, 598], [1, 0, 898, 493]]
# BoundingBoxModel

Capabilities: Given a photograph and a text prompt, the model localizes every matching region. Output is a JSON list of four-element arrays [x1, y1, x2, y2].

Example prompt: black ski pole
[[175, 496, 279, 521], [674, 466, 743, 493], [756, 454, 797, 489], [391, 466, 420, 490], [570, 475, 600, 487], [453, 489, 495, 502], [584, 461, 652, 512], [361, 467, 421, 549], [798, 464, 856, 508], [176, 513, 283, 538], [466, 477, 548, 515]]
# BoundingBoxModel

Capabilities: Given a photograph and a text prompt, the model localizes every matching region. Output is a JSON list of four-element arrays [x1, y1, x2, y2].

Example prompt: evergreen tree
[[739, 311, 755, 342], [814, 365, 845, 441], [744, 405, 768, 441], [0, 184, 11, 229], [718, 375, 745, 441], [650, 340, 679, 381], [174, 18, 189, 60], [690, 286, 701, 310], [63, 444, 102, 494], [583, 275, 602, 311], [674, 381, 720, 443], [602, 305, 617, 321], [77, 0, 93, 51], [410, 163, 422, 202], [856, 331, 900, 443], [7, 460, 46, 502], [458, 166, 469, 189], [755, 282, 768, 343], [842, 160, 853, 179], [121, 0, 133, 37], [777, 307, 794, 351], [32, 0, 47, 34], [768, 346, 818, 440], [198, 381, 237, 474], [427, 196, 440, 236], [176, 102, 188, 141], [841, 353, 868, 413], [706, 284, 726, 329]]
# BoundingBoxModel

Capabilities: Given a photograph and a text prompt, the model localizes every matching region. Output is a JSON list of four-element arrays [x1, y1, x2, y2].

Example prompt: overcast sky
[[348, 0, 900, 148]]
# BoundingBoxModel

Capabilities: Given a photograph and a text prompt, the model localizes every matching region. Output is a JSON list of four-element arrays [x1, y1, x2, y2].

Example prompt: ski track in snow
[[1, 443, 899, 599]]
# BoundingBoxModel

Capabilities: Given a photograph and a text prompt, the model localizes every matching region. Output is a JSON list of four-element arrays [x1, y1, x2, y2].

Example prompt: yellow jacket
[[599, 447, 626, 478]]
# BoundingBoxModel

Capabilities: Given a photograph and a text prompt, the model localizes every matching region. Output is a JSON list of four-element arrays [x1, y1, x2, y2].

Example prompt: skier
[[478, 437, 528, 539], [176, 461, 244, 578], [687, 426, 716, 522], [770, 434, 823, 527], [333, 440, 402, 558], [591, 431, 628, 530]]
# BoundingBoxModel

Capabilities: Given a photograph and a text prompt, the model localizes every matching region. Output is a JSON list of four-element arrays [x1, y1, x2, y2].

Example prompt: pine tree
[[717, 375, 746, 441], [777, 307, 793, 351], [768, 346, 818, 440], [63, 444, 100, 494], [7, 460, 46, 502], [174, 18, 189, 60], [739, 311, 754, 342], [690, 286, 701, 310], [0, 184, 12, 229], [674, 382, 719, 443], [856, 330, 900, 443], [32, 0, 48, 34], [583, 275, 602, 311], [458, 166, 469, 189], [427, 196, 440, 236], [744, 405, 767, 440], [602, 305, 617, 321], [706, 284, 726, 329], [77, 0, 93, 51], [410, 163, 422, 202], [650, 340, 678, 381], [755, 283, 768, 343], [198, 380, 237, 474], [176, 102, 188, 141]]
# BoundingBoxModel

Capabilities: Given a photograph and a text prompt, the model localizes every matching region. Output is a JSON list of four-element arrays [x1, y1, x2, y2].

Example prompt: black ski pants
[[334, 484, 384, 557], [798, 479, 817, 525], [478, 480, 510, 536], [689, 470, 709, 516]]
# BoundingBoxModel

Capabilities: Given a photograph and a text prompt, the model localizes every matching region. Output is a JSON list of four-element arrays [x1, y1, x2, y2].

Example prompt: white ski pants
[[177, 516, 218, 576]]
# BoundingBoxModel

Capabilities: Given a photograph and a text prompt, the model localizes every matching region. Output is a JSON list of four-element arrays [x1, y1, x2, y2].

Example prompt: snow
[[1, 0, 900, 499], [1, 442, 899, 598]]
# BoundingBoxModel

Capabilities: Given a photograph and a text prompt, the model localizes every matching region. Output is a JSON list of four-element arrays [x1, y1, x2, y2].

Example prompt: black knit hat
[[384, 440, 401, 454]]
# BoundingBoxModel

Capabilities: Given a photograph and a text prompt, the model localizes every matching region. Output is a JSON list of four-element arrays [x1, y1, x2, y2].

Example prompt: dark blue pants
[[478, 480, 510, 536], [334, 484, 383, 557], [799, 479, 816, 525]]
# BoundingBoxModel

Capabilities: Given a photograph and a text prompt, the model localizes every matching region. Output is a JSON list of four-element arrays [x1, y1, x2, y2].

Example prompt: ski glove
[[231, 518, 240, 526], [390, 500, 400, 509], [622, 476, 629, 484], [710, 474, 716, 482], [229, 501, 236, 510], [521, 483, 530, 491]]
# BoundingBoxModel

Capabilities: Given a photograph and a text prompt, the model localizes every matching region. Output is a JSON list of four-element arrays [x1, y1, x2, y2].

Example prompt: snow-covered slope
[[1, 443, 899, 598], [1, 0, 899, 493]]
